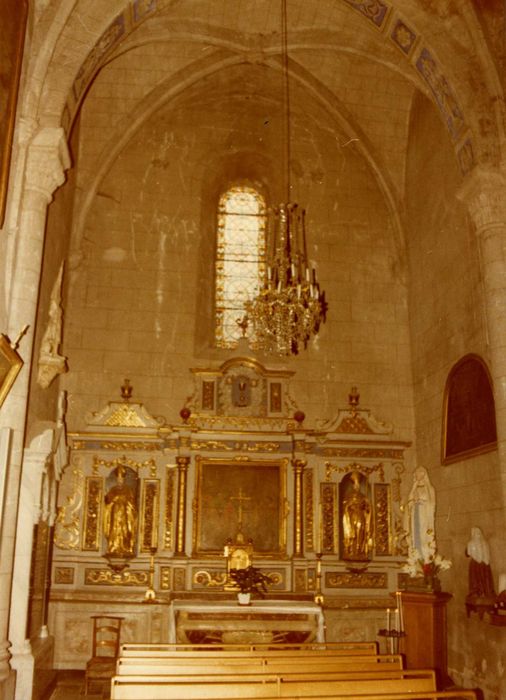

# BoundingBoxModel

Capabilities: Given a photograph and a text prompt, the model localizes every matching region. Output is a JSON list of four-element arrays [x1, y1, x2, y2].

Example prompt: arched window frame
[[214, 183, 267, 348]]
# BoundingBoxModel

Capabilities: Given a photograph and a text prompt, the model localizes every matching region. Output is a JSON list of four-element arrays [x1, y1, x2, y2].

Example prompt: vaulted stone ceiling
[[31, 0, 504, 203], [24, 0, 505, 428]]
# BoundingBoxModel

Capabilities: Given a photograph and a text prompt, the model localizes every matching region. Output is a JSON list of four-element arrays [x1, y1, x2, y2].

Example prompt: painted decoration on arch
[[442, 354, 497, 464]]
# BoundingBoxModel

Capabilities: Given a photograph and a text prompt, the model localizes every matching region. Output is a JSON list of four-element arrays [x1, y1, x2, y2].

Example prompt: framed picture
[[442, 354, 497, 464], [0, 0, 28, 227], [193, 457, 287, 556], [0, 334, 23, 408]]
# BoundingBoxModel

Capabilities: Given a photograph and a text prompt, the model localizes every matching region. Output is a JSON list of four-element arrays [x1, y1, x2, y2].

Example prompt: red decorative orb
[[294, 410, 305, 425], [180, 407, 191, 423]]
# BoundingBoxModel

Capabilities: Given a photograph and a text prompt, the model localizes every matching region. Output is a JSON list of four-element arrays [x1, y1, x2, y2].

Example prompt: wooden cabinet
[[399, 590, 452, 688]]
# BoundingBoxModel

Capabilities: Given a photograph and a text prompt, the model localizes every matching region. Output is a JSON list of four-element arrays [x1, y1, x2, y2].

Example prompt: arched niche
[[442, 353, 497, 464]]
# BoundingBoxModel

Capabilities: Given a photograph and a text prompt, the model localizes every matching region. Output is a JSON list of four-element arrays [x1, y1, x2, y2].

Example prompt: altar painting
[[0, 334, 23, 407], [194, 458, 286, 555], [442, 354, 497, 463]]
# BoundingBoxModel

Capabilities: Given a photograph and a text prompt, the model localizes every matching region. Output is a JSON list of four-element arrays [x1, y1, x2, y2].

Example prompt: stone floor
[[45, 670, 109, 700]]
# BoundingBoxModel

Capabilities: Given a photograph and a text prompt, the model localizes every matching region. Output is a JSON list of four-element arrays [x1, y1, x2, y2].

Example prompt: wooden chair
[[85, 615, 124, 696]]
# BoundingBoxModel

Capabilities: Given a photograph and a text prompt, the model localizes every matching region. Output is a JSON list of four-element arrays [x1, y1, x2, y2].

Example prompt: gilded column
[[293, 459, 306, 557], [174, 456, 190, 556], [458, 166, 506, 508]]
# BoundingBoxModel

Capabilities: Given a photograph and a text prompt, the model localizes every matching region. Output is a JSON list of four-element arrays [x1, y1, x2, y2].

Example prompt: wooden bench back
[[119, 642, 377, 657], [113, 668, 428, 683], [111, 691, 476, 700], [110, 670, 436, 699], [112, 693, 473, 700], [115, 655, 404, 675]]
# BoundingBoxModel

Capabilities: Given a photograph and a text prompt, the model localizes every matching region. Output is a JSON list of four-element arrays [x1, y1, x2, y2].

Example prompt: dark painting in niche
[[442, 354, 497, 464], [194, 459, 285, 555]]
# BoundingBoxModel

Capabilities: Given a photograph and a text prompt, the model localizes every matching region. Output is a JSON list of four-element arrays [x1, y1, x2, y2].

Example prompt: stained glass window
[[215, 185, 266, 347]]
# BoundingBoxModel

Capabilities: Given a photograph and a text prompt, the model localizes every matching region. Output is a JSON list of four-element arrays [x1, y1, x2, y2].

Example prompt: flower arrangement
[[402, 547, 452, 583], [229, 566, 272, 598]]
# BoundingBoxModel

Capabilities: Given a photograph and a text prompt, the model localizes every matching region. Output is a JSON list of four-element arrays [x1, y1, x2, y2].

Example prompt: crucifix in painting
[[193, 457, 287, 555], [229, 487, 252, 535]]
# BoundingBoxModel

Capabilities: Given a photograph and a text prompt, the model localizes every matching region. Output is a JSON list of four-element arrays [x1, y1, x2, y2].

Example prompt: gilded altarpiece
[[82, 477, 102, 551], [49, 367, 411, 668], [140, 479, 160, 552]]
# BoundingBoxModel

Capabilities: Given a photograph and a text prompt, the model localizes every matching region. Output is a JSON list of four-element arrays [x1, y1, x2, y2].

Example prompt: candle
[[499, 573, 506, 594], [395, 608, 399, 631], [386, 608, 391, 632]]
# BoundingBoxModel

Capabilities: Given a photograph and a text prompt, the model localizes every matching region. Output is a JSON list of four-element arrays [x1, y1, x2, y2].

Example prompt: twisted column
[[174, 456, 190, 556], [293, 459, 306, 557]]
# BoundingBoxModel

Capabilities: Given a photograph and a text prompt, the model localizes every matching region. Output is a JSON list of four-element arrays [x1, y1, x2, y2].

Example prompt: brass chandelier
[[246, 0, 327, 356]]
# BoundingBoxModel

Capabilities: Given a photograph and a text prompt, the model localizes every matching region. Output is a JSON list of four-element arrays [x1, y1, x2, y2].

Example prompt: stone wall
[[405, 91, 505, 699], [61, 58, 414, 443]]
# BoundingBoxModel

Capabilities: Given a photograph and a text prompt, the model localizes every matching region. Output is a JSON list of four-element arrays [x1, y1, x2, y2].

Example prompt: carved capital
[[176, 456, 190, 470], [25, 127, 70, 203], [457, 165, 506, 233], [22, 428, 54, 525], [292, 458, 307, 473]]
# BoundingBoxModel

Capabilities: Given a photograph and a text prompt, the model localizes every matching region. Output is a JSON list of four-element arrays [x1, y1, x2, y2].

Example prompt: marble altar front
[[170, 600, 325, 645]]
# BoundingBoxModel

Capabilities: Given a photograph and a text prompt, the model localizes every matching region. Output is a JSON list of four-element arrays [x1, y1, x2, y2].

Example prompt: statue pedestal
[[399, 590, 452, 688]]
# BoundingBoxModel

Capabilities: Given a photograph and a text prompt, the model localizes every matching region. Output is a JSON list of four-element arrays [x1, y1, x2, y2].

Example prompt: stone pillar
[[458, 166, 506, 514], [293, 459, 306, 557], [9, 430, 53, 700], [0, 127, 69, 691], [39, 422, 68, 640], [174, 456, 190, 556]]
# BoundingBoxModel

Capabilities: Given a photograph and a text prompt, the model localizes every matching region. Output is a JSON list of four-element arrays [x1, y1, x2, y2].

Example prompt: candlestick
[[144, 551, 157, 602], [396, 591, 404, 632], [314, 552, 324, 605], [318, 501, 323, 553]]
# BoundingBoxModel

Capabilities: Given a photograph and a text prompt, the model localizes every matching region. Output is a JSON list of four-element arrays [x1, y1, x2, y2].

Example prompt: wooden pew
[[194, 694, 479, 700], [119, 641, 378, 656], [110, 669, 436, 699], [115, 655, 404, 676], [113, 668, 428, 683], [195, 689, 478, 700]]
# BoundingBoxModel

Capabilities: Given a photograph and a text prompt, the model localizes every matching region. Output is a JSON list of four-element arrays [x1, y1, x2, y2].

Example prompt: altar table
[[169, 600, 325, 645]]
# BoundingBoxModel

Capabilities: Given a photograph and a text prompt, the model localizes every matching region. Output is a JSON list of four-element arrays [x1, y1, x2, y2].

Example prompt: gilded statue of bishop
[[103, 465, 138, 557], [342, 471, 372, 561]]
